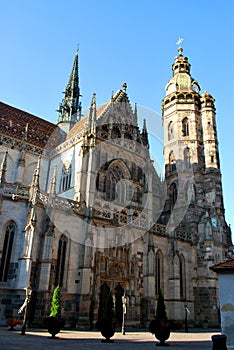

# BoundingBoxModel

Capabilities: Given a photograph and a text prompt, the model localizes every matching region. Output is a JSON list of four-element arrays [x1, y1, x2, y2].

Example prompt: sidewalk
[[0, 327, 221, 350]]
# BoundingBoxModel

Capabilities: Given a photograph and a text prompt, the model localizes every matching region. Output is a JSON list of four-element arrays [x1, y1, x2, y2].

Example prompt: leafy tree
[[49, 286, 61, 317]]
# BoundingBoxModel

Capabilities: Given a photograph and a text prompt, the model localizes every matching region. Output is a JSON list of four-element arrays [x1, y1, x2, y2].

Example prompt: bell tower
[[161, 42, 232, 325], [162, 43, 228, 218], [162, 45, 204, 179]]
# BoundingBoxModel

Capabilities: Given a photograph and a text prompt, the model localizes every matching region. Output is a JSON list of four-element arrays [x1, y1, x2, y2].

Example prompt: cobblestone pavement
[[0, 328, 221, 350]]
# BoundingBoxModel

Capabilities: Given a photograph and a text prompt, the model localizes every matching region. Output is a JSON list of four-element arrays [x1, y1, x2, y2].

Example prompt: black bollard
[[211, 334, 227, 350]]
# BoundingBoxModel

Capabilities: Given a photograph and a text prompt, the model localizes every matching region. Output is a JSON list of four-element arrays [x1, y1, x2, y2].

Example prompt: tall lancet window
[[55, 234, 68, 287], [179, 254, 186, 299], [155, 250, 163, 296], [182, 117, 189, 136], [60, 163, 72, 192], [184, 147, 191, 168], [0, 221, 16, 282]]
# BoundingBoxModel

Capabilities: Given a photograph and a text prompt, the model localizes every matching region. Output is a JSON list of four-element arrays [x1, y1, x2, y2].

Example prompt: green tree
[[49, 286, 61, 317], [156, 288, 167, 323]]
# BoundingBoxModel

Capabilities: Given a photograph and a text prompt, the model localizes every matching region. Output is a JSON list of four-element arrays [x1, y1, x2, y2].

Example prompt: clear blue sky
[[1, 0, 233, 236]]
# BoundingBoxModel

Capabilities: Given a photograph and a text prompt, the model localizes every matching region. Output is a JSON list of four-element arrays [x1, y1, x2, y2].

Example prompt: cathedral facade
[[0, 48, 232, 328]]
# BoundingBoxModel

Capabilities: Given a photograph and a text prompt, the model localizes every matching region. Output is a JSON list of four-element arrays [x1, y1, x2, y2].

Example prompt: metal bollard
[[211, 334, 227, 350]]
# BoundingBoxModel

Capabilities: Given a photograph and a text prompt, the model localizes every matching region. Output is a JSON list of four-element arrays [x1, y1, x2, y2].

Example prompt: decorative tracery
[[60, 163, 72, 192]]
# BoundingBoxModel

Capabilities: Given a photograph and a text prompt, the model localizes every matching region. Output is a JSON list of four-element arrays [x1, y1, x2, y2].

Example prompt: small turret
[[172, 47, 191, 76], [88, 93, 97, 134], [141, 118, 149, 149]]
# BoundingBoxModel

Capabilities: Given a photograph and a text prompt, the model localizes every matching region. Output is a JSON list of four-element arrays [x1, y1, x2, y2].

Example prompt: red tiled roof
[[0, 101, 62, 150], [210, 259, 234, 272]]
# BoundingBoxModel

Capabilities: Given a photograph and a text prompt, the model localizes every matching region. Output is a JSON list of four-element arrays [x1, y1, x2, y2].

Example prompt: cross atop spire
[[176, 37, 184, 54]]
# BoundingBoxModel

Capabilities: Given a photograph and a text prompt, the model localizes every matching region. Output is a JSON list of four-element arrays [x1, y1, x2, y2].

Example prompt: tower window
[[182, 117, 189, 136], [169, 151, 176, 172], [0, 221, 16, 282], [184, 147, 191, 168], [211, 155, 214, 163], [168, 121, 174, 141]]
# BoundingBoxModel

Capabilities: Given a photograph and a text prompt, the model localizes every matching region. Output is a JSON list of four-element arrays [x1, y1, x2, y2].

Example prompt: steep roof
[[66, 101, 109, 140], [66, 85, 135, 141], [210, 259, 234, 273], [0, 101, 62, 150]]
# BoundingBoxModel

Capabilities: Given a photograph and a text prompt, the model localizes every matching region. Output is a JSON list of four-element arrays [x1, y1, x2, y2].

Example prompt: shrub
[[49, 286, 61, 317]]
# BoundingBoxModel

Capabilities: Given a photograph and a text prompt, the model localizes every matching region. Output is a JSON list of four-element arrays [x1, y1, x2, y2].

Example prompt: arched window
[[155, 250, 163, 296], [0, 222, 16, 282], [169, 151, 176, 172], [184, 147, 191, 168], [60, 163, 72, 192], [179, 255, 186, 299], [182, 117, 189, 136], [168, 121, 174, 141], [169, 182, 177, 207], [55, 234, 68, 287], [105, 163, 127, 203]]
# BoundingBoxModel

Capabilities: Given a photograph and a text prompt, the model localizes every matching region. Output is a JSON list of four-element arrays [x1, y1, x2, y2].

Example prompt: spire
[[0, 150, 8, 184], [88, 93, 97, 134], [141, 119, 149, 149], [29, 156, 41, 204], [57, 50, 82, 131], [134, 103, 138, 118]]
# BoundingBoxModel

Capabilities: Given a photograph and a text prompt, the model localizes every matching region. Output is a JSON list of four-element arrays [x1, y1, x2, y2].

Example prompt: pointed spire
[[57, 50, 82, 130], [29, 156, 41, 204], [49, 165, 57, 195], [0, 150, 8, 184], [141, 119, 149, 149], [88, 93, 97, 134], [134, 103, 138, 118]]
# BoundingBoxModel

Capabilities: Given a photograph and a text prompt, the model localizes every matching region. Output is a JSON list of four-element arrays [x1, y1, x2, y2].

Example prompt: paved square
[[0, 328, 221, 350]]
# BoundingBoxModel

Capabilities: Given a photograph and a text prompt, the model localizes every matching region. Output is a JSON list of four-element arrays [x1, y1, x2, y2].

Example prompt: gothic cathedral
[[0, 47, 232, 328]]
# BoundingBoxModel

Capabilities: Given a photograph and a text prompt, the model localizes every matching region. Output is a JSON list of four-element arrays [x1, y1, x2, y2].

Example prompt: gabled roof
[[66, 101, 109, 140], [66, 85, 136, 141], [210, 259, 234, 272], [0, 101, 62, 150]]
